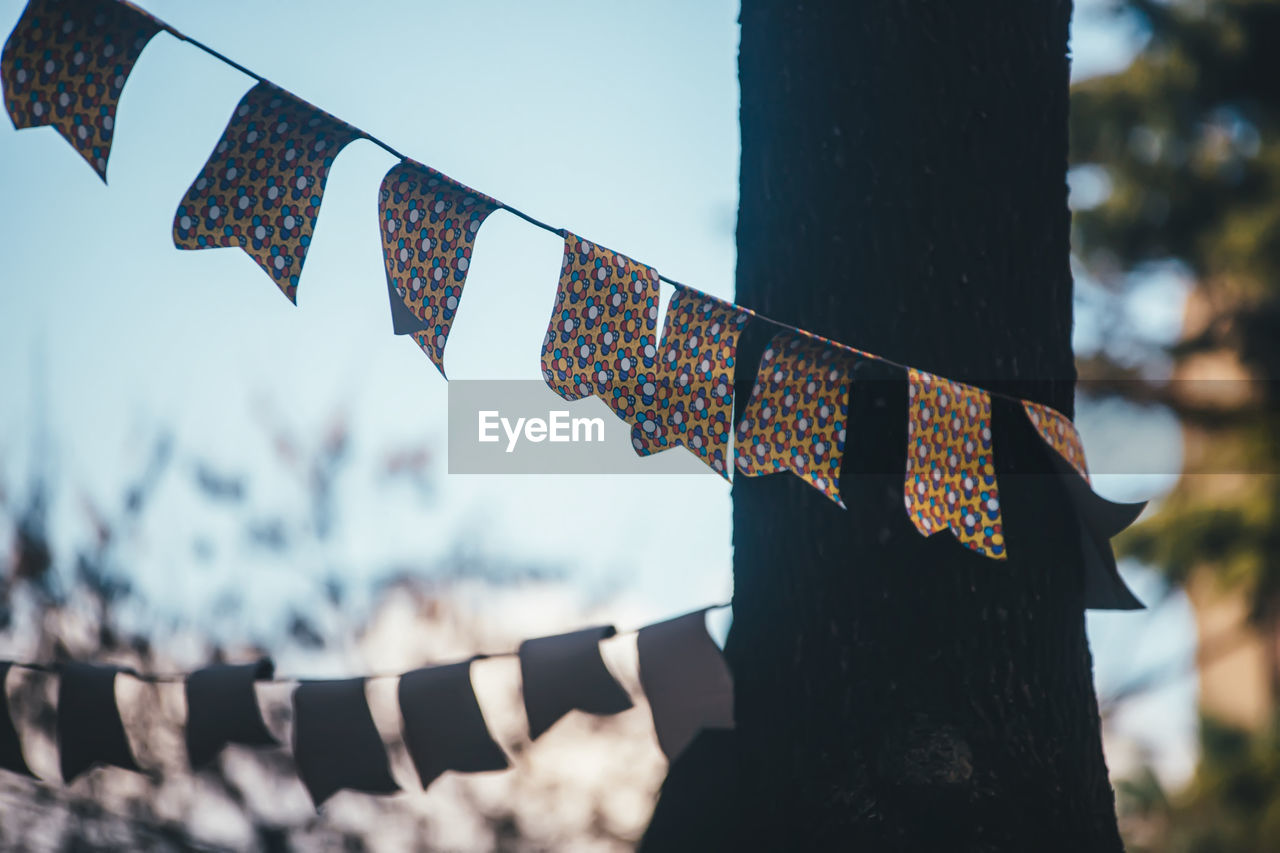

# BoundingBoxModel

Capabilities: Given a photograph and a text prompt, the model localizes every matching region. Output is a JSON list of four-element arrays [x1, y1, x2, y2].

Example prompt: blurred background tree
[[0, 403, 664, 851], [1070, 0, 1280, 848]]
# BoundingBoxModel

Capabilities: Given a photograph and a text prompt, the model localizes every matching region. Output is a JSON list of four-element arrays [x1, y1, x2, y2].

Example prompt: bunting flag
[[172, 81, 361, 303], [734, 332, 857, 506], [1022, 400, 1145, 607], [1044, 450, 1147, 609], [292, 679, 398, 807], [398, 661, 509, 789], [0, 604, 734, 804], [379, 160, 500, 376], [1, 0, 1151, 594], [631, 288, 754, 479], [541, 232, 662, 424], [0, 663, 35, 778], [518, 626, 633, 740], [57, 662, 140, 782], [903, 368, 1005, 558], [1023, 400, 1090, 482], [636, 610, 735, 761], [184, 658, 278, 769], [1, 0, 160, 180]]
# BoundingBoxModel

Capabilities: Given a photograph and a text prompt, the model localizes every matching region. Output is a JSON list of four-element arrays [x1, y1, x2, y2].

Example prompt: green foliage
[[1071, 1, 1280, 847], [1072, 0, 1280, 301], [1119, 716, 1280, 852], [1073, 0, 1280, 605]]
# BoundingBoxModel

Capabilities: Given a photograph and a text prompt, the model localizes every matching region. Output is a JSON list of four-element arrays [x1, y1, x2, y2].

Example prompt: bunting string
[[1, 0, 1152, 602], [3, 0, 1090, 406], [0, 603, 732, 685], [0, 606, 736, 807], [0, 0, 1160, 818]]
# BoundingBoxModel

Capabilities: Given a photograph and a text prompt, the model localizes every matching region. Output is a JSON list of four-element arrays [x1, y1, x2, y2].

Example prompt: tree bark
[[643, 1, 1123, 850]]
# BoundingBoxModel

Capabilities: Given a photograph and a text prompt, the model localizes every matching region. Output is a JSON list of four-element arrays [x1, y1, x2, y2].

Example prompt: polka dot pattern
[[631, 287, 753, 479], [172, 82, 361, 304], [379, 159, 499, 375], [541, 232, 661, 425], [734, 332, 855, 506], [1, 0, 160, 180], [904, 368, 1005, 558], [1022, 400, 1089, 482]]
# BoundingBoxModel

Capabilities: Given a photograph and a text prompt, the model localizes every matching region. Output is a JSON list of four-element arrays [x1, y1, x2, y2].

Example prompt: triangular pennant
[[734, 332, 856, 505], [631, 288, 754, 478], [397, 661, 508, 789], [0, 663, 35, 778], [636, 609, 734, 762], [173, 81, 361, 303], [903, 368, 1006, 558], [292, 678, 398, 808], [57, 662, 140, 782], [541, 232, 662, 424], [1, 0, 160, 180], [518, 626, 633, 741], [379, 159, 500, 376], [184, 657, 278, 769]]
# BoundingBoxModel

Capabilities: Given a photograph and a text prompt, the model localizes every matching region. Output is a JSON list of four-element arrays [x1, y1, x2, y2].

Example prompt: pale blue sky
[[0, 0, 1195, 783]]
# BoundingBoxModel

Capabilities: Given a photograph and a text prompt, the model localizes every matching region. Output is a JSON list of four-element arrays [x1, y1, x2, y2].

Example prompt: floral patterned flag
[[734, 332, 857, 506], [173, 81, 361, 303], [1022, 400, 1089, 482], [2, 0, 161, 180], [541, 232, 662, 425], [379, 160, 499, 376], [631, 287, 753, 479], [903, 368, 1005, 559]]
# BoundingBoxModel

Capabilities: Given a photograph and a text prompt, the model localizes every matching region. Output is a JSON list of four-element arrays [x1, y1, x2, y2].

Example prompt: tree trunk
[[643, 1, 1123, 850]]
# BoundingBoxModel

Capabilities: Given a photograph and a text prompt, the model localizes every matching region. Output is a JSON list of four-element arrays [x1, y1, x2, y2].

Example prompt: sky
[[0, 0, 1196, 786]]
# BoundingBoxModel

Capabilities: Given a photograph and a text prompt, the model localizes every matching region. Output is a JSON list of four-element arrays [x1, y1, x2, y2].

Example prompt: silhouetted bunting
[[541, 232, 661, 425], [57, 662, 141, 782], [631, 287, 753, 479], [184, 658, 278, 769], [2, 0, 161, 180], [904, 368, 1005, 558], [636, 609, 734, 762], [0, 663, 34, 777], [173, 81, 361, 303], [734, 332, 856, 506], [292, 678, 398, 808], [518, 626, 632, 740], [379, 159, 499, 375]]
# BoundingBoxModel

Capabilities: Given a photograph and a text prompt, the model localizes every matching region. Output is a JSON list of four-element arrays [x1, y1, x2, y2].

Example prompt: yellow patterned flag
[[379, 160, 499, 376], [734, 332, 856, 506], [173, 82, 361, 303], [631, 287, 753, 478], [903, 368, 1005, 558], [541, 232, 662, 424], [2, 0, 161, 180], [1021, 400, 1089, 482]]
